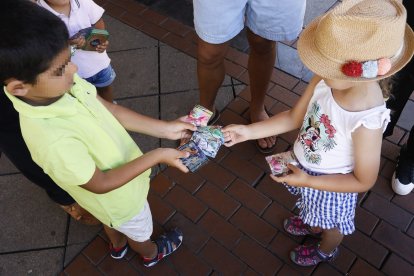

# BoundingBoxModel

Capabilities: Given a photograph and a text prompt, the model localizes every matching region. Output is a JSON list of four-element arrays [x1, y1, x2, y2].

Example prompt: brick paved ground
[[60, 1, 414, 275], [1, 0, 413, 275]]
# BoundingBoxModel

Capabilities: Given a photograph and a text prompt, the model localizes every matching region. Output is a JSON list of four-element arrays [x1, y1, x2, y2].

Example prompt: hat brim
[[298, 16, 414, 82]]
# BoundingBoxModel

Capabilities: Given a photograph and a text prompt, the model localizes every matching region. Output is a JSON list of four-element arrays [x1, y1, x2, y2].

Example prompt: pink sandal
[[290, 244, 338, 266], [283, 216, 322, 237]]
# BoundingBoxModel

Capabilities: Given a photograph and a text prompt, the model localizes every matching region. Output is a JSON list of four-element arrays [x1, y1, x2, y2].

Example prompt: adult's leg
[[246, 29, 277, 150], [197, 39, 230, 112]]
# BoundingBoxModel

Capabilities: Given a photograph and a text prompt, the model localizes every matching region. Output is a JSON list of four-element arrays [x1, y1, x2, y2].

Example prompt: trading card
[[265, 151, 298, 176], [178, 140, 209, 172], [191, 125, 224, 158], [83, 29, 109, 51], [185, 105, 213, 126]]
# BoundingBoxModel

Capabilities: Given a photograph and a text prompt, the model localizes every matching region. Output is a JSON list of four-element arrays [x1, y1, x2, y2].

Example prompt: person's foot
[[283, 216, 322, 237], [290, 244, 338, 266], [250, 107, 276, 153], [109, 243, 129, 259], [142, 228, 183, 267], [392, 145, 414, 195], [60, 202, 101, 225]]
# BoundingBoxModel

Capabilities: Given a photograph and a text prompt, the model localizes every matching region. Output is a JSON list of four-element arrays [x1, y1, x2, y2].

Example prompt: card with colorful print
[[191, 125, 224, 158], [178, 140, 209, 172], [185, 105, 213, 127], [265, 150, 298, 176]]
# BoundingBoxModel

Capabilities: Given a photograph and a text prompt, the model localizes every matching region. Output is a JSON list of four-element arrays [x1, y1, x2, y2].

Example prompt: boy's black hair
[[0, 0, 69, 85]]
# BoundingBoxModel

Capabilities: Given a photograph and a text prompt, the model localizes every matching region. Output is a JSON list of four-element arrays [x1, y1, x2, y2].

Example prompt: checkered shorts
[[285, 165, 357, 235]]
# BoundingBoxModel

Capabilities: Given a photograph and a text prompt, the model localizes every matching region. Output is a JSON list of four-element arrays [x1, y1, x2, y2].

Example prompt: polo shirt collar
[[3, 81, 82, 119], [37, 0, 80, 16]]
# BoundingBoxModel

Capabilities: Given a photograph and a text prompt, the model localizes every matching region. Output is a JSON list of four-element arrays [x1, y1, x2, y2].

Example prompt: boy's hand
[[69, 36, 86, 49], [222, 124, 249, 147], [270, 163, 309, 187], [164, 118, 197, 140], [96, 40, 109, 53], [159, 148, 191, 173]]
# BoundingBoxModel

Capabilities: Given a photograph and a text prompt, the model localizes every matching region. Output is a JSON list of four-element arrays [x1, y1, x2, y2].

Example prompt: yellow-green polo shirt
[[4, 75, 151, 227]]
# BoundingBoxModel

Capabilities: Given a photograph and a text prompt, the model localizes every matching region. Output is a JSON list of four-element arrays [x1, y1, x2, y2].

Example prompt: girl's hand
[[164, 118, 197, 140], [96, 40, 109, 53], [159, 148, 190, 173], [271, 163, 310, 187], [69, 36, 86, 49], [222, 124, 249, 147]]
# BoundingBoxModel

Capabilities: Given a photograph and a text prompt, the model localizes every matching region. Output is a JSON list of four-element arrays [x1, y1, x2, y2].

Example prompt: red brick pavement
[[62, 0, 414, 274]]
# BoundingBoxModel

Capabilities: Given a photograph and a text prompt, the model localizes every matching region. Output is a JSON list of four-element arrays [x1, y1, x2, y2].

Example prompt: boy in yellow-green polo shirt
[[1, 0, 196, 267]]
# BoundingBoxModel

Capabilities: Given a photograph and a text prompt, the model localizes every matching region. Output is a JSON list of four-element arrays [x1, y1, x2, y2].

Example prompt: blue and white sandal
[[142, 228, 183, 267]]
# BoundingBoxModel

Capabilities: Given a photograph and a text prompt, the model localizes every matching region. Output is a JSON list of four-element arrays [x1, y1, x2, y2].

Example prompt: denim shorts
[[193, 0, 306, 44], [84, 64, 116, 87]]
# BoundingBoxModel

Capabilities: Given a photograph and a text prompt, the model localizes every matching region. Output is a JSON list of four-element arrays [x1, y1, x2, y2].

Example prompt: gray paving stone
[[0, 248, 64, 275], [0, 154, 19, 175], [397, 99, 414, 131], [111, 48, 159, 99], [304, 0, 338, 26], [0, 175, 67, 253], [276, 43, 311, 80], [104, 15, 158, 52], [67, 218, 102, 245]]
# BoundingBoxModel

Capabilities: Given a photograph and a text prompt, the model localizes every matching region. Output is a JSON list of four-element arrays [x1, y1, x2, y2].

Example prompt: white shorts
[[193, 0, 306, 44], [115, 201, 153, 242]]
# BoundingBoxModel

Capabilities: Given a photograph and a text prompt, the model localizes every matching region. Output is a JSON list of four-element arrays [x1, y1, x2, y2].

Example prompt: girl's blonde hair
[[379, 76, 396, 99]]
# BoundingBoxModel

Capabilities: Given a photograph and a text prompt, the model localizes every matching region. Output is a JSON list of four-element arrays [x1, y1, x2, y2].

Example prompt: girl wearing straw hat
[[222, 0, 414, 266]]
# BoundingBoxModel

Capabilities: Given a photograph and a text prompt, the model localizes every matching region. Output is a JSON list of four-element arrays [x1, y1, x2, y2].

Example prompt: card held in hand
[[265, 150, 298, 176], [191, 125, 224, 158], [178, 140, 209, 172], [185, 105, 213, 127]]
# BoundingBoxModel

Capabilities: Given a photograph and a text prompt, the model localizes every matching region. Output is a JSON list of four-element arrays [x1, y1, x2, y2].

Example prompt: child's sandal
[[290, 244, 338, 266], [143, 228, 183, 267], [283, 216, 322, 237]]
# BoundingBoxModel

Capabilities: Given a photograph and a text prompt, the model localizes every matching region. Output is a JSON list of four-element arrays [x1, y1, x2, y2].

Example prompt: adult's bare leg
[[197, 38, 230, 112], [246, 29, 277, 151]]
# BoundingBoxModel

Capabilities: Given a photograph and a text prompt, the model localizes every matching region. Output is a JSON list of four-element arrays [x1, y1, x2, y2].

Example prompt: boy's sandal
[[290, 244, 338, 266], [109, 242, 129, 259], [60, 203, 101, 226], [283, 216, 322, 237], [142, 228, 183, 267]]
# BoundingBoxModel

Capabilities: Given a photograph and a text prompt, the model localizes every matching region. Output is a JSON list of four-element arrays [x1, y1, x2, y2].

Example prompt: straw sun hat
[[298, 0, 414, 82]]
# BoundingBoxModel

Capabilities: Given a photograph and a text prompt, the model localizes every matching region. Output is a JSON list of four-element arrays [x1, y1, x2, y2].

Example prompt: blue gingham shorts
[[193, 0, 306, 44], [285, 165, 358, 235]]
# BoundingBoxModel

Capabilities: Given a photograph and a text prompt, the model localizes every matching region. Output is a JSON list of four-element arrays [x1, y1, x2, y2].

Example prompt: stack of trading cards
[[265, 150, 298, 176], [185, 105, 213, 127], [191, 125, 224, 158], [178, 140, 209, 172]]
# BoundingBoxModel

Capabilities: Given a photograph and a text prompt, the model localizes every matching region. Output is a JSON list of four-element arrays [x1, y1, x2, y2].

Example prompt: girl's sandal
[[283, 216, 322, 237], [60, 202, 101, 226], [290, 244, 338, 266], [143, 228, 183, 267]]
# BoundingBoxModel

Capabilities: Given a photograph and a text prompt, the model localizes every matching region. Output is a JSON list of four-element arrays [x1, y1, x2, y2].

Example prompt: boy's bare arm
[[81, 148, 189, 194], [98, 96, 196, 140]]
